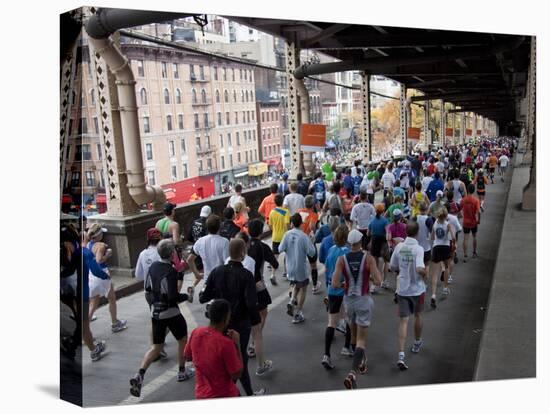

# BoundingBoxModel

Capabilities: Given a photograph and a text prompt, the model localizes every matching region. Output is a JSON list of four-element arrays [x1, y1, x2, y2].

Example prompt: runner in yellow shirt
[[268, 193, 290, 284]]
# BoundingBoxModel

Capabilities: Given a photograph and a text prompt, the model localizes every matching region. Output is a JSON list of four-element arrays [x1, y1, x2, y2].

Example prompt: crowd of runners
[[60, 136, 517, 399]]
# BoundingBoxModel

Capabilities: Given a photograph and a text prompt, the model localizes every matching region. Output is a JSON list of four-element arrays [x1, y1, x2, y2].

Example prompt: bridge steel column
[[88, 32, 140, 216], [60, 41, 78, 191], [461, 112, 466, 145], [284, 39, 302, 180], [440, 99, 445, 147], [360, 72, 372, 161], [522, 35, 536, 210], [451, 105, 456, 145], [423, 100, 430, 148], [473, 113, 477, 141], [399, 83, 407, 154]]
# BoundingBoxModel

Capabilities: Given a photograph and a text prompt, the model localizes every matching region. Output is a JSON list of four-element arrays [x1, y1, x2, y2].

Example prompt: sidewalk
[[474, 164, 536, 380]]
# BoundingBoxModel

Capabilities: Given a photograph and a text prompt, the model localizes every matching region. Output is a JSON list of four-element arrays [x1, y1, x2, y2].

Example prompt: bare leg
[[430, 262, 440, 298], [106, 284, 118, 324], [413, 313, 423, 341], [463, 233, 470, 258], [397, 317, 409, 353], [88, 296, 99, 320], [140, 344, 163, 372], [251, 324, 264, 367], [83, 319, 95, 351], [296, 286, 307, 312]]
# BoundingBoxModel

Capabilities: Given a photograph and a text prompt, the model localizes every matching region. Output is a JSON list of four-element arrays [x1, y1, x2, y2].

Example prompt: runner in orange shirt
[[297, 195, 321, 294], [487, 153, 498, 184], [258, 183, 278, 224]]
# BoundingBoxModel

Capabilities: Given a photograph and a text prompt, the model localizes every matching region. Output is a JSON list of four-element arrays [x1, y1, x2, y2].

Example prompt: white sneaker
[[448, 275, 453, 284], [442, 287, 450, 295]]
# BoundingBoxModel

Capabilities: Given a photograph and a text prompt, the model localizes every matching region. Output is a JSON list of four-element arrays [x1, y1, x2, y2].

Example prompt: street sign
[[301, 123, 326, 152]]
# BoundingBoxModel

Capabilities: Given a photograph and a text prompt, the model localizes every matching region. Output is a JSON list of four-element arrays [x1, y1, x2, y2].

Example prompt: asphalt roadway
[[62, 166, 513, 407]]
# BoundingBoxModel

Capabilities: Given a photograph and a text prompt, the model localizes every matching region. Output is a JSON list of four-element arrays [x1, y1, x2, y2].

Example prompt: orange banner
[[476, 129, 482, 135], [301, 124, 326, 151], [466, 128, 473, 136], [407, 127, 421, 140], [445, 128, 453, 137]]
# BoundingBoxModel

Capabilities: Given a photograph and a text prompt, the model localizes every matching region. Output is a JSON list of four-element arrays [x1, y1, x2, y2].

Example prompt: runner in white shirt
[[444, 206, 462, 285], [381, 164, 396, 198], [187, 215, 229, 301], [389, 221, 428, 371], [498, 154, 510, 182], [283, 182, 306, 215], [350, 191, 375, 249], [429, 207, 455, 309], [421, 171, 433, 193]]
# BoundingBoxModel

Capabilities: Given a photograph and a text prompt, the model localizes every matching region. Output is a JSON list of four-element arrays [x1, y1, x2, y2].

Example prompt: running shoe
[[91, 314, 98, 322], [480, 205, 485, 212], [312, 282, 322, 295], [90, 340, 106, 362], [380, 280, 389, 289], [286, 302, 294, 317], [247, 345, 256, 358], [270, 276, 278, 286], [344, 372, 357, 389], [397, 358, 409, 371], [453, 253, 459, 263], [340, 347, 354, 357], [253, 388, 267, 396], [335, 320, 347, 334], [448, 275, 453, 284], [358, 361, 368, 375], [129, 373, 143, 397], [292, 313, 305, 324], [256, 360, 273, 376], [321, 355, 334, 370], [111, 319, 128, 333], [177, 366, 195, 382], [187, 286, 194, 303], [463, 254, 468, 263], [473, 252, 478, 258], [430, 296, 437, 309], [442, 287, 450, 295], [411, 340, 423, 354]]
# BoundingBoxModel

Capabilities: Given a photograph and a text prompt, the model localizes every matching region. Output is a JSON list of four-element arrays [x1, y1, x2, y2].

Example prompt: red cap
[[147, 228, 161, 241]]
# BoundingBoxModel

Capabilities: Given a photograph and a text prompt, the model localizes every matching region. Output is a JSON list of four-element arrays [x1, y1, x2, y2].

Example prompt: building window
[[227, 132, 232, 146], [90, 89, 95, 105], [199, 65, 205, 80], [140, 88, 148, 105], [196, 136, 201, 150], [213, 66, 218, 80], [100, 170, 105, 188], [224, 90, 229, 103], [82, 144, 91, 160], [145, 143, 153, 160], [235, 112, 238, 124], [219, 134, 224, 148], [190, 64, 195, 78], [245, 90, 249, 102], [233, 90, 237, 102], [85, 171, 95, 187], [169, 140, 175, 157], [276, 111, 279, 121], [232, 68, 235, 81], [252, 111, 255, 121], [148, 170, 156, 185], [143, 116, 150, 133], [241, 90, 245, 102], [250, 90, 254, 101], [240, 69, 243, 80], [201, 89, 207, 103], [181, 137, 187, 154], [238, 152, 241, 164], [277, 144, 281, 153], [176, 89, 182, 104], [97, 143, 102, 160], [161, 62, 167, 78], [236, 132, 240, 145], [164, 88, 170, 104], [245, 151, 249, 163], [71, 172, 80, 187], [198, 160, 203, 172], [226, 112, 230, 125], [173, 63, 179, 79], [78, 118, 88, 135], [171, 165, 177, 181], [244, 70, 248, 81], [93, 117, 99, 134], [137, 60, 144, 77], [253, 130, 256, 140], [222, 66, 227, 81], [68, 119, 73, 135], [182, 163, 188, 178], [217, 112, 222, 126], [242, 111, 246, 124], [247, 111, 250, 123], [254, 149, 257, 160], [263, 146, 267, 157], [229, 154, 233, 167], [204, 113, 209, 128], [216, 90, 220, 103], [207, 158, 212, 170], [221, 155, 225, 169], [166, 115, 173, 131], [192, 89, 197, 104], [178, 114, 184, 130], [194, 114, 200, 129], [249, 70, 253, 82]]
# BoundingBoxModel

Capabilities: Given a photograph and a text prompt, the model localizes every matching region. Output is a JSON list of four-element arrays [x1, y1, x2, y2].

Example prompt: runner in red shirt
[[184, 299, 243, 399], [460, 183, 481, 262], [258, 183, 279, 224]]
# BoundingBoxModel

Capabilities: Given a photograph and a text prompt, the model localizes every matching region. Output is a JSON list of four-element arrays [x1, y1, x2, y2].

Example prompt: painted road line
[[118, 303, 198, 405]]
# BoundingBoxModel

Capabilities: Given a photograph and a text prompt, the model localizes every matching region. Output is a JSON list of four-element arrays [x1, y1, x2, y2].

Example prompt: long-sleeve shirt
[[199, 261, 259, 329], [145, 260, 187, 319], [248, 238, 279, 283]]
